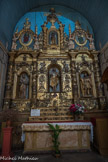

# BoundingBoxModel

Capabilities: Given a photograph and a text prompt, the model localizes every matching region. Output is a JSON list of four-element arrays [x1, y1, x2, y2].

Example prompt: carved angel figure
[[34, 36, 39, 50], [68, 35, 75, 50], [11, 33, 18, 50], [88, 34, 95, 50]]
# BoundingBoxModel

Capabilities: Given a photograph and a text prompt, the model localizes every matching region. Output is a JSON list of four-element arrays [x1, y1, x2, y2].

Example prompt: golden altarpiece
[[4, 9, 106, 122]]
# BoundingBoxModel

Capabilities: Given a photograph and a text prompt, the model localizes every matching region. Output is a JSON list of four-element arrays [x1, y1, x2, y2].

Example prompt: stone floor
[[12, 151, 108, 162]]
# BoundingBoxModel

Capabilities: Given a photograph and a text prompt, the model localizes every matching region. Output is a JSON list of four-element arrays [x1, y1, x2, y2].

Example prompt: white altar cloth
[[21, 122, 93, 143]]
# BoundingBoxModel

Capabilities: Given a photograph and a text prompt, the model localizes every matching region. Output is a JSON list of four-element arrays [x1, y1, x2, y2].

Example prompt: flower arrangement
[[69, 104, 86, 115]]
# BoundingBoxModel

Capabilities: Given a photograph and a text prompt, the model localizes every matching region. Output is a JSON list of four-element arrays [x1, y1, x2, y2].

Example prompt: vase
[[73, 114, 84, 121], [80, 115, 84, 120], [74, 115, 79, 121]]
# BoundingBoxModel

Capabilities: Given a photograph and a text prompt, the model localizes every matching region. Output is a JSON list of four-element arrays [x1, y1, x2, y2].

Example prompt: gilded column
[[32, 61, 37, 99], [59, 25, 64, 49], [42, 25, 47, 49], [31, 53, 38, 108], [71, 59, 78, 100]]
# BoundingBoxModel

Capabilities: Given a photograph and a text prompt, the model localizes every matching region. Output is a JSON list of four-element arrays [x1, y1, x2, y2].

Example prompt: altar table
[[21, 122, 93, 153]]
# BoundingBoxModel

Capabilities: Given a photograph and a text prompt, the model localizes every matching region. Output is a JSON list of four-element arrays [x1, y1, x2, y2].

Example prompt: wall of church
[[100, 42, 108, 105], [0, 42, 8, 109]]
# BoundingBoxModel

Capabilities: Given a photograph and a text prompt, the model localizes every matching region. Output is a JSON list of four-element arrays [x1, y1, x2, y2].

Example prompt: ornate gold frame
[[74, 30, 87, 46], [19, 29, 34, 47], [47, 28, 60, 47]]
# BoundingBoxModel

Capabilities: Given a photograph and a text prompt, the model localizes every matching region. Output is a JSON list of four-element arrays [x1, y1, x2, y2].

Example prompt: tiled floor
[[12, 151, 108, 162]]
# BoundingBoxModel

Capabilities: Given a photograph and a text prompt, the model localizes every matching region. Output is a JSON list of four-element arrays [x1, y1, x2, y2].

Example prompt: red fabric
[[90, 118, 96, 126], [1, 127, 13, 161], [23, 33, 29, 43]]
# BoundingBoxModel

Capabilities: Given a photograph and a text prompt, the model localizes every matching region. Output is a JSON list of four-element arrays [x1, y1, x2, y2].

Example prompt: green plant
[[48, 123, 62, 155]]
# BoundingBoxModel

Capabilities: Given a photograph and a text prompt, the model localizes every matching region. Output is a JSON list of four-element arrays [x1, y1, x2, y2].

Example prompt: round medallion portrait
[[75, 31, 87, 46], [19, 31, 33, 46]]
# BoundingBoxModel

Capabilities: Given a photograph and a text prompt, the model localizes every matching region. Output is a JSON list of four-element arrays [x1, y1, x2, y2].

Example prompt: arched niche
[[49, 31, 58, 45], [16, 72, 29, 99], [48, 64, 61, 93], [79, 71, 93, 97]]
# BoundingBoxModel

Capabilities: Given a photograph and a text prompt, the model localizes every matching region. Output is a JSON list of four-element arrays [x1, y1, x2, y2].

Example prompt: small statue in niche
[[51, 33, 56, 44], [49, 31, 58, 45], [68, 35, 75, 50], [49, 68, 60, 92], [80, 72, 92, 96], [39, 61, 46, 72], [34, 35, 39, 50], [19, 73, 29, 99], [88, 34, 95, 50], [62, 61, 69, 73]]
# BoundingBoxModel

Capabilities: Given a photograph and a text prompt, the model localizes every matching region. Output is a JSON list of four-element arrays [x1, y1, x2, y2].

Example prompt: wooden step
[[29, 107, 72, 122], [29, 115, 74, 122]]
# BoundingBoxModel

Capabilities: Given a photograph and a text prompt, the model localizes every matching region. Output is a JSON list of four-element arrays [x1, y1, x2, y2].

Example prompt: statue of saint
[[80, 72, 92, 96], [85, 76, 92, 95], [49, 31, 58, 45], [51, 32, 56, 45], [49, 68, 60, 92], [50, 73, 59, 91], [19, 73, 29, 99], [80, 78, 86, 96]]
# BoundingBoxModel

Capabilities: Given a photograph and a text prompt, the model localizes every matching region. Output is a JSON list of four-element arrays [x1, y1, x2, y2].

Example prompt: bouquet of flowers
[[69, 104, 86, 115]]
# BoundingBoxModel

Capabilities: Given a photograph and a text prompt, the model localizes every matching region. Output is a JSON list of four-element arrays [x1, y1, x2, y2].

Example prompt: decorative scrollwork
[[39, 62, 46, 73], [62, 61, 69, 73], [38, 75, 46, 92]]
